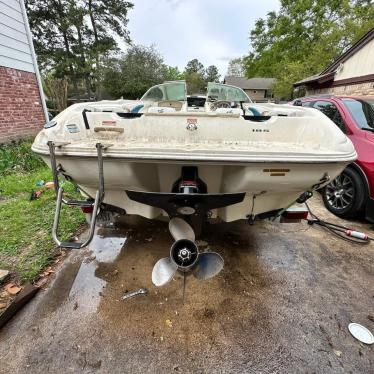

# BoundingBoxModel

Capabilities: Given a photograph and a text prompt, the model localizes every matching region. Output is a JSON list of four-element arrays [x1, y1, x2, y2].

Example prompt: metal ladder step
[[52, 188, 101, 249], [48, 142, 105, 249], [65, 199, 95, 207]]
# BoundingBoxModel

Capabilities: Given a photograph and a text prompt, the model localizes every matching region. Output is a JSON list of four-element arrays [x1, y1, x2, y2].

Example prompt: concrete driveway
[[0, 196, 373, 373]]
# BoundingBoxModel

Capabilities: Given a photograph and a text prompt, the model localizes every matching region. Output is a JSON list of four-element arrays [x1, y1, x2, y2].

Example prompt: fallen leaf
[[6, 285, 21, 295], [34, 278, 48, 288], [4, 282, 14, 290], [0, 302, 7, 309], [333, 350, 342, 357], [165, 319, 173, 328]]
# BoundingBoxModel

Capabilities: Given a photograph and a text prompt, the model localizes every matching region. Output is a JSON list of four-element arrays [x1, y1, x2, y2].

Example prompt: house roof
[[224, 76, 276, 90], [293, 71, 335, 87], [293, 27, 374, 87]]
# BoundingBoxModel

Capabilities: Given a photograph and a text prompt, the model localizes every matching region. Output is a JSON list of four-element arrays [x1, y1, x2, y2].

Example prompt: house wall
[[305, 81, 374, 96], [244, 89, 266, 101], [0, 0, 45, 142], [0, 66, 45, 142], [335, 39, 374, 81]]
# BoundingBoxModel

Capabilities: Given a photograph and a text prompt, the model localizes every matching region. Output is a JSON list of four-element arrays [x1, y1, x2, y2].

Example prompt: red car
[[293, 95, 374, 222]]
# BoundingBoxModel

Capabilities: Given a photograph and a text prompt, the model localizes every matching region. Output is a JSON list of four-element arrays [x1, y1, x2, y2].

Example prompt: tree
[[25, 0, 133, 100], [43, 75, 68, 112], [163, 66, 183, 81], [103, 45, 167, 99], [184, 59, 206, 94], [185, 59, 205, 75], [244, 0, 374, 99], [184, 72, 206, 94], [227, 58, 244, 77], [205, 65, 220, 82]]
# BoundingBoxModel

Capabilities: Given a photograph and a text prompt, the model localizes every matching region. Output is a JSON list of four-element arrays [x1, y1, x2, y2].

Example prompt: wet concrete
[[0, 196, 373, 373]]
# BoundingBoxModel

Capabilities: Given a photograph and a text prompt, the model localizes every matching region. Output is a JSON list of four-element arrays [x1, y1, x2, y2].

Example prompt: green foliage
[[0, 171, 85, 281], [226, 57, 245, 77], [25, 0, 134, 99], [185, 59, 205, 75], [244, 0, 374, 99], [183, 59, 220, 94], [163, 66, 184, 81], [183, 72, 206, 95], [205, 65, 220, 83], [0, 140, 45, 176], [103, 45, 169, 99], [0, 144, 85, 281]]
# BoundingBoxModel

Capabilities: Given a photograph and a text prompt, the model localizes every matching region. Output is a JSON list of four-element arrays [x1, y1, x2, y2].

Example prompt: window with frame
[[312, 100, 346, 133]]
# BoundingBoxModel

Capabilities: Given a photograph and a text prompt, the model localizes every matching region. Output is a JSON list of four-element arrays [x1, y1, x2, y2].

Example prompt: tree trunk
[[88, 0, 101, 100]]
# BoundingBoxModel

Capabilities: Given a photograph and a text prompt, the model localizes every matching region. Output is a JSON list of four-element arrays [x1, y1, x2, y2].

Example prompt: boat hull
[[40, 154, 349, 222]]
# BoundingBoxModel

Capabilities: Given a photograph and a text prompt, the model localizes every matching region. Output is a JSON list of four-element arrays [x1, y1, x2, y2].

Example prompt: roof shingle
[[224, 76, 276, 90]]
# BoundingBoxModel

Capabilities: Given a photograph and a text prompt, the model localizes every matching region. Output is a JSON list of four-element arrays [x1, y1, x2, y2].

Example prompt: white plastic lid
[[348, 323, 374, 345]]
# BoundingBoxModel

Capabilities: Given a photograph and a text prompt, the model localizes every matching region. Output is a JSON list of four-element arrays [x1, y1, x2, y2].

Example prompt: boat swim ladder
[[47, 141, 105, 249]]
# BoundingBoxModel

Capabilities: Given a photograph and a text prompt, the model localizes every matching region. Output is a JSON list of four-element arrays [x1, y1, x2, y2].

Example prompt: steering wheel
[[210, 100, 232, 110]]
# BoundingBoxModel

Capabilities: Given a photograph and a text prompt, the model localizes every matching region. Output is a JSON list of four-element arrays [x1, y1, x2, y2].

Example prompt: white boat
[[32, 81, 355, 254]]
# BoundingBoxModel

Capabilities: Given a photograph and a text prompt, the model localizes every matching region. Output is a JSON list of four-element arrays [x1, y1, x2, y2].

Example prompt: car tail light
[[81, 206, 94, 214], [280, 206, 309, 222]]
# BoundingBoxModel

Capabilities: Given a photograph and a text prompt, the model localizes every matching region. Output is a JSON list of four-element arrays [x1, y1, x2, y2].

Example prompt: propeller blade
[[152, 257, 178, 286], [169, 217, 195, 242], [194, 252, 224, 280]]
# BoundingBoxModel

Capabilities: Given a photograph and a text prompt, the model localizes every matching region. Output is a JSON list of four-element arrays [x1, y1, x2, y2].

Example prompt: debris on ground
[[348, 323, 374, 345], [0, 302, 7, 310], [0, 270, 10, 283], [4, 283, 22, 295], [30, 190, 44, 200], [0, 284, 39, 329], [333, 350, 342, 357], [30, 181, 55, 200], [122, 288, 148, 300], [165, 319, 173, 328]]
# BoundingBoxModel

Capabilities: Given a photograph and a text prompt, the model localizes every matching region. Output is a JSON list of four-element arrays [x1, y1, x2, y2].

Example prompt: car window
[[342, 98, 374, 131], [302, 101, 313, 107], [312, 100, 346, 133]]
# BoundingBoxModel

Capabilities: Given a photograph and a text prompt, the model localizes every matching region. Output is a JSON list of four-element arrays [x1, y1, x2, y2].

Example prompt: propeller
[[151, 217, 224, 287]]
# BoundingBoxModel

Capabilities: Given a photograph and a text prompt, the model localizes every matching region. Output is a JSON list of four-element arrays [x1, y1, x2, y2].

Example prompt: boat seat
[[148, 107, 176, 113]]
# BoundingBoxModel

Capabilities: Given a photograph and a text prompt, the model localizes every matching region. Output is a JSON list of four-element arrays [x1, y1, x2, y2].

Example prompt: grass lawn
[[0, 140, 85, 282]]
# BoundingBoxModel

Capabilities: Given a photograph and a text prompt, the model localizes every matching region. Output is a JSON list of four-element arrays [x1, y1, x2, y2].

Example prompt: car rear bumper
[[365, 197, 374, 223]]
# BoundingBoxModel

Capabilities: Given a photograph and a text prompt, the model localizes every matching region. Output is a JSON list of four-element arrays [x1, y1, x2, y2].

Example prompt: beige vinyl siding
[[0, 0, 35, 73], [335, 38, 374, 80]]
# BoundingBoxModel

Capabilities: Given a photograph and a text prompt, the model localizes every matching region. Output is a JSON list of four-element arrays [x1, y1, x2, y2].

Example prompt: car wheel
[[322, 167, 366, 218]]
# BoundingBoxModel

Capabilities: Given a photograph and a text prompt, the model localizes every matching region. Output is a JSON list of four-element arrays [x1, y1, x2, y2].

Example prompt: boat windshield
[[141, 81, 187, 102], [207, 82, 251, 103]]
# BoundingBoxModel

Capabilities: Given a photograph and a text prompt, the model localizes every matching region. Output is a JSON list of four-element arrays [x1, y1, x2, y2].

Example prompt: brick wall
[[306, 81, 374, 96], [0, 66, 45, 143]]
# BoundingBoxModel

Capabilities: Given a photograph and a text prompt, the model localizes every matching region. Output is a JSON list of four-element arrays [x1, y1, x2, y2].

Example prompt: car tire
[[322, 167, 366, 219]]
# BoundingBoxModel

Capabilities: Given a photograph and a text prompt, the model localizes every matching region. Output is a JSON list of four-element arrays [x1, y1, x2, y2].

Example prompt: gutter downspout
[[19, 0, 49, 122]]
